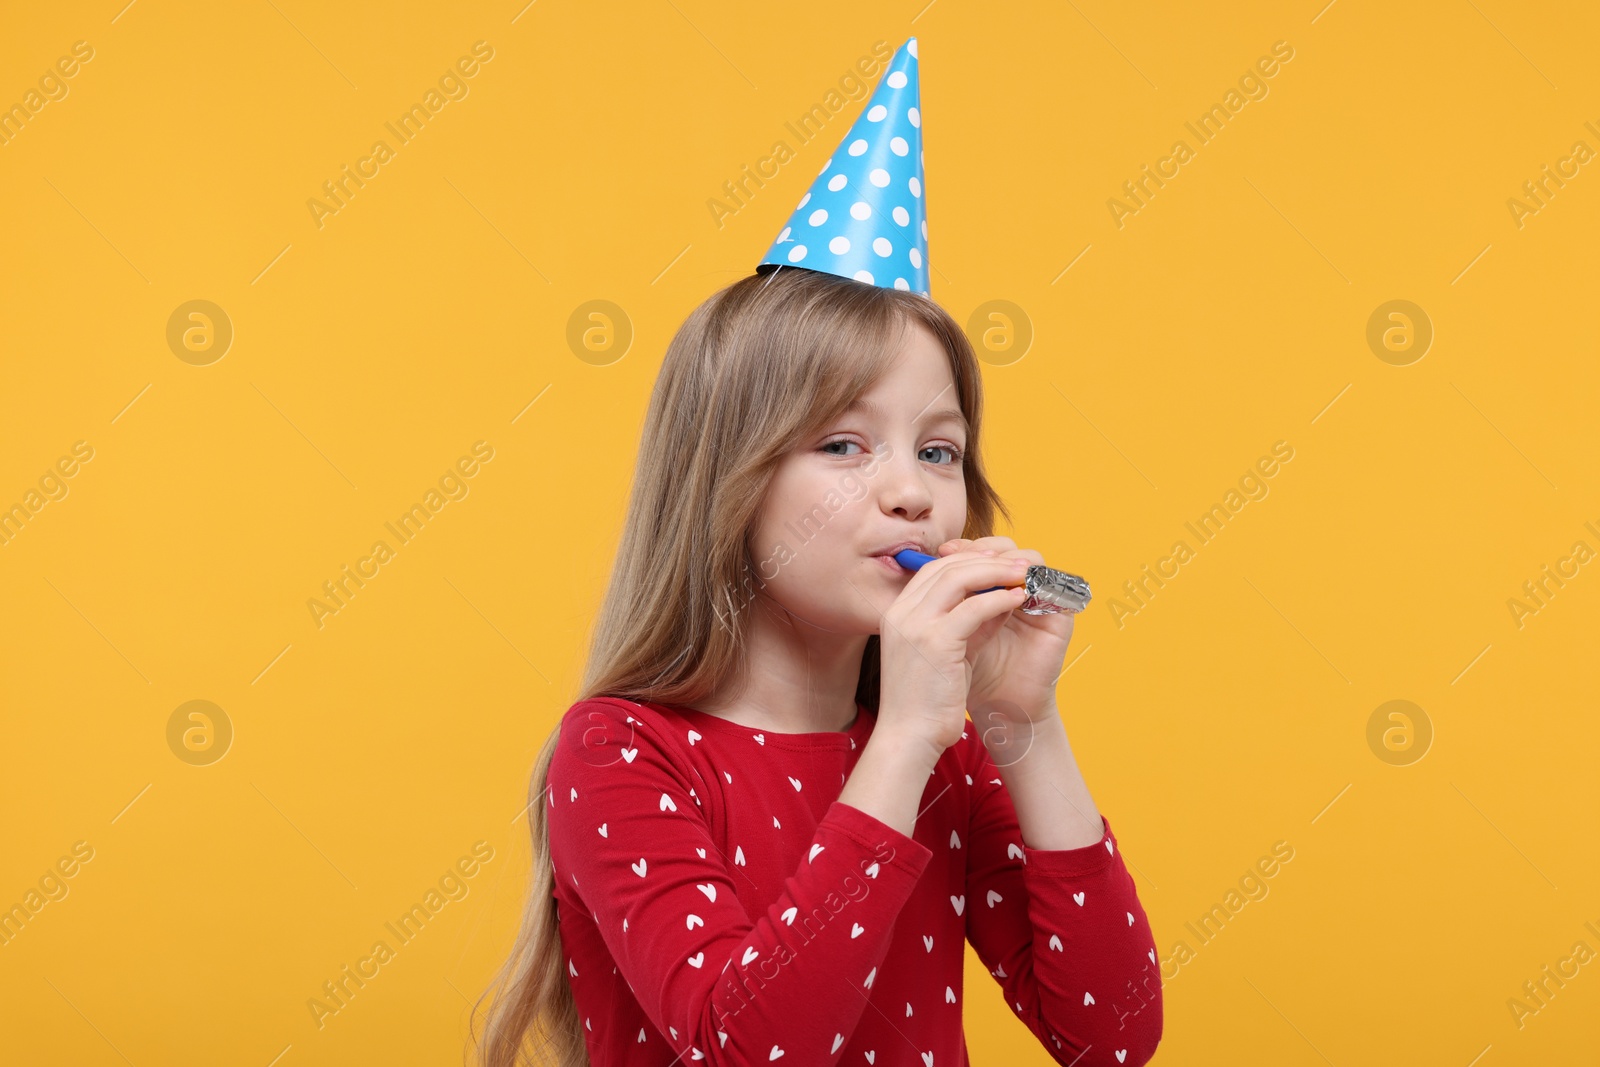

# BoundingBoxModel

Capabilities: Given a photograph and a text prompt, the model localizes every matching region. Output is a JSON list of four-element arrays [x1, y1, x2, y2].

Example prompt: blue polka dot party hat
[[756, 38, 929, 295]]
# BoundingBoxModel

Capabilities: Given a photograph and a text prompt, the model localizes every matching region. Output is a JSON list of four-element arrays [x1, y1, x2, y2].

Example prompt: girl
[[472, 267, 1163, 1066]]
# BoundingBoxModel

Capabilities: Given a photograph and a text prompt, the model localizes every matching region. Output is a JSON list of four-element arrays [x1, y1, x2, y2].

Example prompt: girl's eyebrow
[[844, 396, 969, 435]]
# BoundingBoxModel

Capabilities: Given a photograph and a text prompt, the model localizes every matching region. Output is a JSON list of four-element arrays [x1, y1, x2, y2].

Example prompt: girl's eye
[[920, 444, 964, 465], [820, 439, 864, 457]]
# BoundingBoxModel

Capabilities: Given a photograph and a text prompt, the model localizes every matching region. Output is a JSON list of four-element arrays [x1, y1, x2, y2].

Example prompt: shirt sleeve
[[547, 699, 936, 1066], [960, 734, 1164, 1066]]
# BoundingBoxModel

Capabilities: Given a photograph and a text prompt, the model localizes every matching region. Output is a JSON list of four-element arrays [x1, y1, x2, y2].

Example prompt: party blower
[[891, 549, 1093, 615]]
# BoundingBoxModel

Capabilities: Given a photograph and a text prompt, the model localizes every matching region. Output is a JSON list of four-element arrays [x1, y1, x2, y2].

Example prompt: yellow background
[[2, 1, 1596, 1063]]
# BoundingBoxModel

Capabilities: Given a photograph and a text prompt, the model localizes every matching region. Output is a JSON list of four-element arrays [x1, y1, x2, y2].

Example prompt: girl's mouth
[[871, 553, 912, 575], [866, 539, 933, 573]]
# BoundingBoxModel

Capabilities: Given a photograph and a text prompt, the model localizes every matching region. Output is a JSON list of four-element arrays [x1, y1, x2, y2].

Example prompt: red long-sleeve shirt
[[545, 696, 1163, 1066]]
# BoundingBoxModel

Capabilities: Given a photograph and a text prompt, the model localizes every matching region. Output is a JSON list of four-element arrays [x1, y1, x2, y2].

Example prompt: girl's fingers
[[945, 585, 1029, 640], [902, 555, 1030, 616], [940, 535, 1017, 556], [897, 552, 1009, 609]]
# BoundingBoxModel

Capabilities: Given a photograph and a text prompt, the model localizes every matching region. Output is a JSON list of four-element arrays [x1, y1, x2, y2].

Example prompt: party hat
[[756, 38, 929, 295]]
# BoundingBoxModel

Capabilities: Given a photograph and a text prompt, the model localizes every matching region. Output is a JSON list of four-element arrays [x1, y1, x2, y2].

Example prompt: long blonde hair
[[470, 267, 1012, 1066]]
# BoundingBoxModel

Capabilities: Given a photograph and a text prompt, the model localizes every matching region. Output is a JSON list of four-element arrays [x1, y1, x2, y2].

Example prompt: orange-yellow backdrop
[[2, 1, 1596, 1064]]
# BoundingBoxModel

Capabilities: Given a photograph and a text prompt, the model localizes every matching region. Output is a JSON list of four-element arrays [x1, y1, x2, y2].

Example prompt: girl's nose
[[874, 451, 935, 519]]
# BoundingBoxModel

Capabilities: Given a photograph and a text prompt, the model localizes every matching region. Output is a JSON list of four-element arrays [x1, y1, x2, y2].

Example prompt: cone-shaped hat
[[756, 38, 928, 295]]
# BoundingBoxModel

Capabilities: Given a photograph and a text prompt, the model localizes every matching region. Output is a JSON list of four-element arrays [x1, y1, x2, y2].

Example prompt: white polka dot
[[829, 236, 851, 254], [909, 176, 921, 197], [921, 220, 928, 239], [850, 201, 872, 220], [828, 174, 848, 192], [869, 168, 890, 187], [788, 245, 807, 262], [890, 137, 908, 156], [887, 71, 907, 89], [873, 237, 892, 257], [908, 40, 918, 58], [892, 206, 909, 226], [808, 208, 828, 226], [909, 248, 922, 268], [848, 138, 868, 156], [798, 193, 810, 208], [820, 158, 831, 174], [894, 277, 910, 290], [908, 107, 920, 128], [777, 226, 791, 243], [853, 269, 874, 284], [867, 104, 888, 122]]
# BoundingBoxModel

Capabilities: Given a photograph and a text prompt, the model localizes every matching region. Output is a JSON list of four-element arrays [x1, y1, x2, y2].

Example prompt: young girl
[[471, 267, 1164, 1066]]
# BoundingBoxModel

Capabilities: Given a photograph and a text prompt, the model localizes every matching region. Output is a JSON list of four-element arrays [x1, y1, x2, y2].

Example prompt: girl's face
[[745, 321, 970, 634]]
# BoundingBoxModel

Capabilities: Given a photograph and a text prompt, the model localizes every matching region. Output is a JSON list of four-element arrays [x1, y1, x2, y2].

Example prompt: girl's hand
[[938, 536, 1076, 736], [876, 548, 1036, 756]]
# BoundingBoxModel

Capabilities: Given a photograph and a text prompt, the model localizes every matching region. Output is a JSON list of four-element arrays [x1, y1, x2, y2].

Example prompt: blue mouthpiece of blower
[[890, 548, 1093, 616]]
